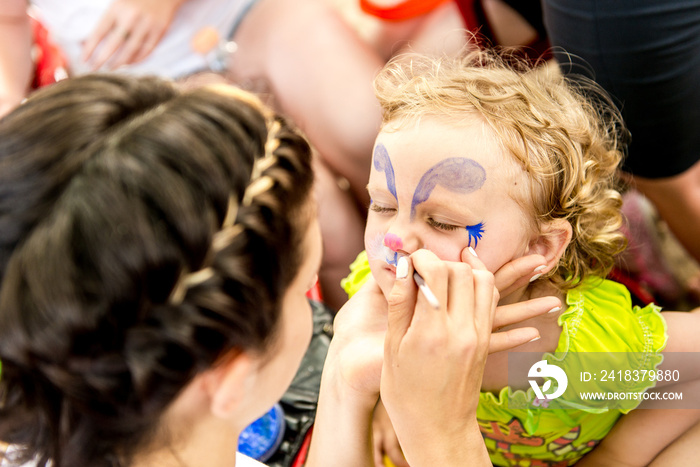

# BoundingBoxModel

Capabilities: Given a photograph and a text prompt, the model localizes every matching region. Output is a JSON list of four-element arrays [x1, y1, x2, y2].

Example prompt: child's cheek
[[422, 240, 462, 263]]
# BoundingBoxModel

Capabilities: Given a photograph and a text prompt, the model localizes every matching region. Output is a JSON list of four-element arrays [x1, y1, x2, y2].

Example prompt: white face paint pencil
[[412, 271, 440, 310]]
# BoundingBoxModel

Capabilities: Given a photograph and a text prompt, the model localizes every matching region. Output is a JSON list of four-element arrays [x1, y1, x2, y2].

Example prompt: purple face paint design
[[466, 222, 485, 248], [373, 143, 398, 200], [410, 158, 486, 220]]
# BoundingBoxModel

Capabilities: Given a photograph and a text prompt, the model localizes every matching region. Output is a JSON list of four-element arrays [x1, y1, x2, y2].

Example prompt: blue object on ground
[[238, 403, 286, 462]]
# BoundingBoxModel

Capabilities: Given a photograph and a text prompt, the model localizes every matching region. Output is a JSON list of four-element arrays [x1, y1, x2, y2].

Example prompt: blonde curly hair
[[374, 50, 629, 291]]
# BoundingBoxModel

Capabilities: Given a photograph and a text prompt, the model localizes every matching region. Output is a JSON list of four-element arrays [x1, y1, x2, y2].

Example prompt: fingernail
[[528, 336, 541, 343], [547, 306, 561, 314], [468, 247, 478, 257], [396, 256, 409, 279], [533, 265, 546, 273], [529, 273, 542, 283]]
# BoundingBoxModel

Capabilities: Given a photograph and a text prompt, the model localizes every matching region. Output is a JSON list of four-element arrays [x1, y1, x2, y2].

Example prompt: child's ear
[[201, 350, 255, 419], [527, 219, 573, 271]]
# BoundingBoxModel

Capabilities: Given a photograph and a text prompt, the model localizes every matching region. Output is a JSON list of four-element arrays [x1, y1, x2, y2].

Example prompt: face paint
[[367, 233, 403, 267], [373, 143, 398, 200], [466, 222, 485, 248], [410, 158, 486, 220], [383, 233, 403, 251]]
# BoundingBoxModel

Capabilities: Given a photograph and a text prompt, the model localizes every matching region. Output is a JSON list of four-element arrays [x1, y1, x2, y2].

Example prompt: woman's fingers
[[488, 296, 560, 353], [385, 256, 418, 356], [447, 261, 475, 327], [460, 248, 548, 299], [489, 327, 541, 354], [493, 255, 549, 298], [411, 249, 449, 314], [82, 12, 116, 64], [493, 296, 561, 330], [82, 0, 180, 70], [471, 269, 497, 333], [108, 24, 150, 69]]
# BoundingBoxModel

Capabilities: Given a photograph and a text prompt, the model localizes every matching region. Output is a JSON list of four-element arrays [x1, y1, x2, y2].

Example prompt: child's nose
[[384, 233, 403, 252], [383, 227, 419, 255]]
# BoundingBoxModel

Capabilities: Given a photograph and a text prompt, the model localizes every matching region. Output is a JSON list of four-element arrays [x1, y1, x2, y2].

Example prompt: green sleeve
[[340, 250, 371, 298]]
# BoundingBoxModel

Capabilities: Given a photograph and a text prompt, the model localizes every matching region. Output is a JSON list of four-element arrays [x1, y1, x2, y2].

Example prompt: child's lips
[[385, 264, 397, 275]]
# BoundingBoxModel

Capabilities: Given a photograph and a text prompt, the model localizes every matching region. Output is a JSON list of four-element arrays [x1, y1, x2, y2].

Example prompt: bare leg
[[231, 0, 383, 207], [229, 0, 385, 310]]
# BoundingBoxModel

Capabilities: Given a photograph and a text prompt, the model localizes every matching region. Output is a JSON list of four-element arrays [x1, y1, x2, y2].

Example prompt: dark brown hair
[[0, 74, 314, 466]]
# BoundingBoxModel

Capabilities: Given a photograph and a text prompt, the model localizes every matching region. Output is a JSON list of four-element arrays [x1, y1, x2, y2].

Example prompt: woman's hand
[[461, 248, 561, 352], [379, 250, 494, 466], [82, 0, 185, 70], [306, 277, 389, 467], [369, 250, 560, 465], [328, 275, 388, 399]]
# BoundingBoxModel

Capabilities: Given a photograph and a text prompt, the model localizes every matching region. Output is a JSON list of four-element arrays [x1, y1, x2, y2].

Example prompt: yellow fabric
[[478, 278, 667, 466], [342, 251, 668, 466], [340, 250, 371, 298]]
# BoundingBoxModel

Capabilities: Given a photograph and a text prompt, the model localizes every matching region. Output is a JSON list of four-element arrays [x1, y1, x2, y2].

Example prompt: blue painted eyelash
[[465, 222, 485, 248]]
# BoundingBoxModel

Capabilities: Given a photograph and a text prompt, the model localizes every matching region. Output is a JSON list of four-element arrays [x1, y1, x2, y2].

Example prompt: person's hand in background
[[82, 0, 185, 70]]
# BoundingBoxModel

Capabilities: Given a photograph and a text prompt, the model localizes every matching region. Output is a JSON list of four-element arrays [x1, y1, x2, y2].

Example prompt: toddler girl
[[343, 50, 698, 466]]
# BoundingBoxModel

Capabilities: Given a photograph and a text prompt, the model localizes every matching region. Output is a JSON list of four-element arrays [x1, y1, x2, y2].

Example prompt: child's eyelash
[[369, 203, 396, 214], [427, 218, 459, 231], [466, 222, 485, 248]]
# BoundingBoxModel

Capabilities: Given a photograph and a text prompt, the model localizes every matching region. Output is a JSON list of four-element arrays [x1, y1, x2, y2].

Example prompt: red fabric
[[290, 426, 314, 467], [607, 267, 656, 307], [29, 15, 68, 89], [360, 0, 450, 21], [305, 281, 323, 302], [361, 0, 551, 62], [455, 0, 552, 63]]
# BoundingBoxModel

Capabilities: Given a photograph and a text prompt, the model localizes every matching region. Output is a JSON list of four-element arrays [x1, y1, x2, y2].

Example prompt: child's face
[[365, 116, 534, 298]]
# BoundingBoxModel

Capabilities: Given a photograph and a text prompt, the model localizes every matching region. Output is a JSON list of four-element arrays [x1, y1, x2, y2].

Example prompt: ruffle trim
[[478, 278, 669, 433]]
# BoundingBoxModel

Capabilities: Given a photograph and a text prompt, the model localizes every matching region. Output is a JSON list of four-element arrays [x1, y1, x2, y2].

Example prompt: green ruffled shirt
[[341, 251, 668, 467]]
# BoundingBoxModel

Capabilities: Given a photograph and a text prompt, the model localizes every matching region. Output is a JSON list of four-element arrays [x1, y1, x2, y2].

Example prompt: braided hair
[[0, 74, 314, 466]]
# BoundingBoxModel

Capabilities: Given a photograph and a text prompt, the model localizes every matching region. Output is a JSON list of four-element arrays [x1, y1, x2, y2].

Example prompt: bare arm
[[660, 308, 700, 353], [576, 409, 700, 467], [649, 414, 700, 466], [0, 0, 32, 118], [305, 278, 387, 467]]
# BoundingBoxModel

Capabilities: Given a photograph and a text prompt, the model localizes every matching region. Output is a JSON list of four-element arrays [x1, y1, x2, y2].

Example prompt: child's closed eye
[[369, 203, 396, 214], [427, 217, 460, 232]]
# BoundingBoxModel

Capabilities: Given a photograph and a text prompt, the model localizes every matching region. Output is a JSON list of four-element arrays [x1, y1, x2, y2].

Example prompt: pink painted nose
[[384, 233, 403, 252]]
